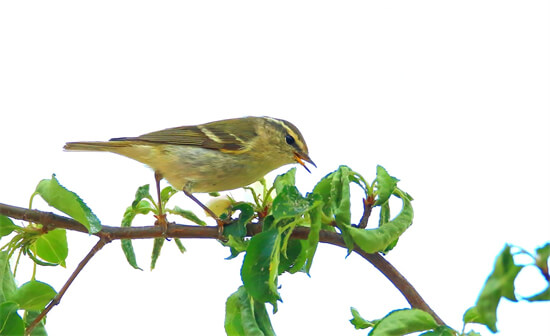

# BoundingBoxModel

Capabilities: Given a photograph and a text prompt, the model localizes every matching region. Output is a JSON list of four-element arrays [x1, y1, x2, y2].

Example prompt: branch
[[0, 202, 445, 327], [358, 195, 375, 229], [317, 231, 446, 325], [25, 236, 112, 335]]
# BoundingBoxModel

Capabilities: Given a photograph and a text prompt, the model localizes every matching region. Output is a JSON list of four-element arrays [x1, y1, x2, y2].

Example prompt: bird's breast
[[144, 145, 289, 193]]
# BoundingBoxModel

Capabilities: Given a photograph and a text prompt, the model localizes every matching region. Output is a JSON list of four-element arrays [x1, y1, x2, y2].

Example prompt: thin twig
[[358, 195, 374, 229], [0, 202, 446, 327], [25, 235, 112, 335]]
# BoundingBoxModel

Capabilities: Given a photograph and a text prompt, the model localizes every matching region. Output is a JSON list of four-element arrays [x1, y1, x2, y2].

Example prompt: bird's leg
[[183, 190, 226, 240], [154, 171, 168, 234]]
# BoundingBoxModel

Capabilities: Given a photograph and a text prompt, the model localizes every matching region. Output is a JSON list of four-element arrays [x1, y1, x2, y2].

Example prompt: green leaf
[[382, 237, 399, 254], [223, 203, 254, 259], [525, 286, 550, 302], [0, 302, 19, 331], [419, 326, 457, 336], [369, 309, 439, 336], [349, 191, 413, 253], [288, 243, 308, 275], [0, 252, 17, 302], [462, 306, 482, 324], [34, 174, 101, 233], [273, 167, 296, 195], [262, 215, 276, 232], [160, 186, 178, 204], [225, 288, 245, 336], [24, 248, 58, 267], [348, 171, 370, 197], [24, 310, 47, 336], [124, 186, 155, 264], [33, 229, 68, 267], [120, 199, 153, 270], [225, 286, 276, 336], [0, 302, 24, 336], [377, 201, 400, 253], [340, 227, 356, 256], [11, 281, 56, 311], [241, 229, 281, 309], [134, 199, 155, 215], [330, 166, 352, 226], [272, 185, 321, 273], [349, 307, 375, 330], [312, 171, 332, 206], [167, 206, 207, 226], [279, 239, 307, 275], [378, 202, 390, 226], [463, 331, 482, 336], [224, 236, 249, 260], [174, 238, 186, 254], [279, 218, 297, 259], [121, 240, 142, 271], [234, 203, 255, 227], [272, 185, 312, 221], [0, 216, 17, 238], [122, 200, 153, 228], [374, 165, 399, 206], [150, 237, 165, 270], [312, 165, 353, 227], [132, 184, 152, 208], [253, 299, 276, 336], [472, 244, 523, 332], [222, 220, 247, 245], [305, 205, 322, 274]]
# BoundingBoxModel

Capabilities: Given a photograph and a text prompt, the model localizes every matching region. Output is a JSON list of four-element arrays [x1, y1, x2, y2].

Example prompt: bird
[[64, 116, 315, 235]]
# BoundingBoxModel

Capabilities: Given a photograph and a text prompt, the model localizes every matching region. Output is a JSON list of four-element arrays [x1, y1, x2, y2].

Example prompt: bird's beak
[[294, 152, 316, 173]]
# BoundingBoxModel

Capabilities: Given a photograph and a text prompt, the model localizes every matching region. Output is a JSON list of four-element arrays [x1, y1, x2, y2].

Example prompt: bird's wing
[[110, 118, 258, 153]]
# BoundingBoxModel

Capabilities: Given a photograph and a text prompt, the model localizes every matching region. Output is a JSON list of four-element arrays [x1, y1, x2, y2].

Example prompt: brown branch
[[358, 195, 375, 229], [25, 236, 112, 335], [0, 202, 445, 327], [316, 230, 446, 325]]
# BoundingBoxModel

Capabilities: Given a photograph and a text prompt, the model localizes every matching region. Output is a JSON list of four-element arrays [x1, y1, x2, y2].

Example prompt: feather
[[109, 118, 259, 153]]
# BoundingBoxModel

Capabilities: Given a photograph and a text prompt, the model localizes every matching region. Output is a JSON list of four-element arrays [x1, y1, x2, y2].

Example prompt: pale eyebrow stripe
[[264, 117, 287, 129], [198, 125, 223, 143], [264, 117, 299, 139]]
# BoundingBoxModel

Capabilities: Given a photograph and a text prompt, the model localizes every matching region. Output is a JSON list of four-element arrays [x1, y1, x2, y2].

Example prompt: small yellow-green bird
[[64, 116, 315, 231]]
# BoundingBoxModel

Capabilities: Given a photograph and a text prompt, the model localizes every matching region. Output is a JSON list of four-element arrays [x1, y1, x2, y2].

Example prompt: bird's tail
[[64, 141, 133, 152]]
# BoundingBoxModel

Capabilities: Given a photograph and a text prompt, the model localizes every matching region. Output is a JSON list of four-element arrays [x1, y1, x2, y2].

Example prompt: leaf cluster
[[0, 166, 548, 336], [0, 252, 54, 336], [0, 174, 101, 335], [224, 165, 417, 332], [119, 184, 203, 270], [349, 242, 550, 335], [461, 244, 550, 333]]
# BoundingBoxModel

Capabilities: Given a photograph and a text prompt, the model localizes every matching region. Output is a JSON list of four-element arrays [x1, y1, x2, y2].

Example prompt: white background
[[1, 1, 549, 335]]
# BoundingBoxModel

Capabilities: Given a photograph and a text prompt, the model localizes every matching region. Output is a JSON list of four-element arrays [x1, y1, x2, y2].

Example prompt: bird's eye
[[285, 134, 295, 145]]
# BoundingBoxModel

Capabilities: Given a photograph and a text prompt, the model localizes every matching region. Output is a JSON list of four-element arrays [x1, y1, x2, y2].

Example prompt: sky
[[1, 1, 549, 335]]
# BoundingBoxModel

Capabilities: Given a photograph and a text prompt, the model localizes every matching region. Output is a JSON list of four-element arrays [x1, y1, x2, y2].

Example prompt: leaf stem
[[244, 186, 261, 208], [13, 247, 23, 277], [31, 252, 37, 280]]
